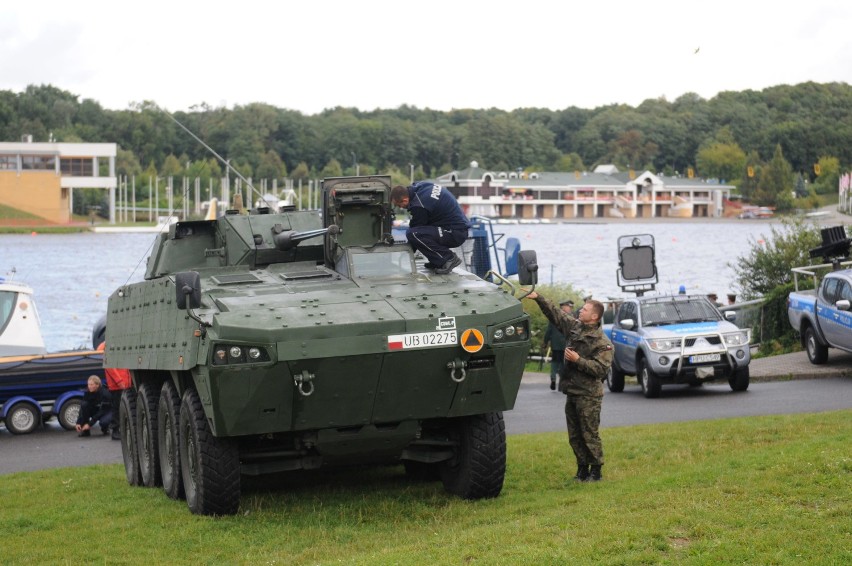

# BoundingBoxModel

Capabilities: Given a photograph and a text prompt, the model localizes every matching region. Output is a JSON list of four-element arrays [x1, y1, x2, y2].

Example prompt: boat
[[0, 276, 104, 434]]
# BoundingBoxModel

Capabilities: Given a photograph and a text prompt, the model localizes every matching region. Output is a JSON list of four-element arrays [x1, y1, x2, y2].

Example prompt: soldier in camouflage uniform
[[528, 291, 613, 481]]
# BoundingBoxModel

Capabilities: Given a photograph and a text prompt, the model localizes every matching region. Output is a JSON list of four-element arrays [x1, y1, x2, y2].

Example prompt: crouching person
[[75, 375, 112, 437]]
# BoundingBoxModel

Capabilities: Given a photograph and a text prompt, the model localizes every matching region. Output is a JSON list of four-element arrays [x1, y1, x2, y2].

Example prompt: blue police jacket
[[407, 182, 470, 230]]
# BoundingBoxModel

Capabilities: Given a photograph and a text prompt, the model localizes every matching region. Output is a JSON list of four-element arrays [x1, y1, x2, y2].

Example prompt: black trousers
[[406, 225, 467, 266]]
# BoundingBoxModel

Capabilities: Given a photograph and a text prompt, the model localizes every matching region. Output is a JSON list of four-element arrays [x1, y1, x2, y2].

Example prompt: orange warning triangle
[[461, 329, 484, 353]]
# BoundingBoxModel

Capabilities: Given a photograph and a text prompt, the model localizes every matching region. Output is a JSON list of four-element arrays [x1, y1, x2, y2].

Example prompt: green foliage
[[160, 154, 182, 177], [320, 158, 342, 178], [696, 138, 746, 183], [255, 150, 286, 180], [519, 284, 582, 348], [813, 155, 840, 195], [754, 282, 802, 355], [554, 152, 585, 172], [3, 82, 852, 188], [755, 144, 795, 210], [729, 216, 822, 298]]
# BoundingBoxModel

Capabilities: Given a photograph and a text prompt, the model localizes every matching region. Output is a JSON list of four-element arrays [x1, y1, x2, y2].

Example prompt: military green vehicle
[[103, 175, 537, 515]]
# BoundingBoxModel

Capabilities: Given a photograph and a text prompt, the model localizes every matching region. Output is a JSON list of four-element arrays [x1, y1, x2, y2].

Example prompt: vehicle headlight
[[213, 344, 271, 365], [491, 320, 529, 343], [646, 338, 682, 352], [723, 330, 751, 346]]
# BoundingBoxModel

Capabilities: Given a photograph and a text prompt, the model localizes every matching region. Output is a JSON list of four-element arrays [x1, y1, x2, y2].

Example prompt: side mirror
[[836, 299, 851, 311], [619, 318, 635, 330], [724, 310, 737, 321], [518, 250, 538, 286], [175, 271, 202, 310]]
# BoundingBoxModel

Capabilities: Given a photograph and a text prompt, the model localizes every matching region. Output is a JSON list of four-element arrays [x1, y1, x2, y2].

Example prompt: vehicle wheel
[[136, 383, 162, 488], [58, 398, 82, 431], [120, 389, 143, 486], [804, 326, 828, 365], [638, 358, 661, 398], [179, 387, 240, 516], [4, 402, 40, 434], [158, 381, 184, 500], [729, 365, 750, 392], [439, 412, 506, 499], [606, 364, 625, 393], [403, 460, 440, 481]]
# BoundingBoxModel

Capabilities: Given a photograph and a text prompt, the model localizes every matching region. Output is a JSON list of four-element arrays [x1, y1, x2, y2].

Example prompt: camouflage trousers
[[564, 394, 603, 466]]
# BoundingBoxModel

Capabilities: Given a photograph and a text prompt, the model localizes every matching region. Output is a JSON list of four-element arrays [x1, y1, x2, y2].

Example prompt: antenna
[[157, 106, 263, 204]]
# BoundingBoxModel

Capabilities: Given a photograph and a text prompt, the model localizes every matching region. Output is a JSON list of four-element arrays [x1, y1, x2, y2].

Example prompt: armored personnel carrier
[[103, 175, 537, 515]]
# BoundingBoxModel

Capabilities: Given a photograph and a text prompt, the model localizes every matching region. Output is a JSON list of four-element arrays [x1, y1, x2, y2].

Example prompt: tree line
[[3, 82, 851, 211]]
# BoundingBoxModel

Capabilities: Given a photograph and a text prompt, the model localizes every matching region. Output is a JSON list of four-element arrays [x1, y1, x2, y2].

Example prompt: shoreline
[[1, 205, 848, 234]]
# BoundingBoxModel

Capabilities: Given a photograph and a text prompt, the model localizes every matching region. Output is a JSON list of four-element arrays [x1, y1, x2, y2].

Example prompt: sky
[[2, 0, 852, 115]]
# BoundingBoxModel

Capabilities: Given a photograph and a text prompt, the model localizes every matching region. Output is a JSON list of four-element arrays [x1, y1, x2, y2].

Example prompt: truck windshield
[[641, 300, 719, 326]]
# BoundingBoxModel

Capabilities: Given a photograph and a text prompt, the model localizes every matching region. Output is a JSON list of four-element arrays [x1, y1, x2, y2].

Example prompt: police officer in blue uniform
[[391, 182, 471, 274]]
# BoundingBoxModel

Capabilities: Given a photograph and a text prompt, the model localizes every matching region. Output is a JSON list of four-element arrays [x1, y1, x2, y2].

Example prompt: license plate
[[387, 331, 458, 350], [689, 353, 721, 363]]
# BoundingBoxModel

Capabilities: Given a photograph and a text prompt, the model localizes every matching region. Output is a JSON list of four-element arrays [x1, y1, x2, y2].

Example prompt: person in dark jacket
[[528, 291, 613, 482], [391, 182, 471, 274], [542, 299, 574, 390], [75, 375, 112, 437]]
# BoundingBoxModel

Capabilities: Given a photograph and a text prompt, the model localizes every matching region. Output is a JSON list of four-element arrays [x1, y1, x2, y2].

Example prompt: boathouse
[[437, 162, 735, 219], [0, 138, 117, 224]]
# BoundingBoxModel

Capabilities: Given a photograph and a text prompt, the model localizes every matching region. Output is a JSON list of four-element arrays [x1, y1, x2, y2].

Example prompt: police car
[[604, 294, 751, 398]]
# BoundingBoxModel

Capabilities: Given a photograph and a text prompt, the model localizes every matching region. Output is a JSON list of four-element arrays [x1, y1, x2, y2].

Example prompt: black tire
[[4, 402, 40, 434], [179, 387, 240, 516], [606, 364, 625, 393], [120, 389, 143, 486], [638, 358, 662, 398], [804, 326, 828, 365], [158, 381, 184, 500], [729, 365, 750, 392], [58, 398, 82, 431], [136, 383, 162, 488], [439, 412, 506, 500]]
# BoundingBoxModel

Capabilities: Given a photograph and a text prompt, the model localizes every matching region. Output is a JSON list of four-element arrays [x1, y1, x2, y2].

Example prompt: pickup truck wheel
[[729, 366, 750, 391], [4, 401, 40, 434], [58, 398, 82, 431], [120, 389, 143, 486], [606, 365, 625, 392], [440, 412, 506, 499], [137, 383, 162, 488], [179, 387, 240, 516], [158, 381, 184, 500], [638, 358, 661, 398], [804, 326, 828, 364]]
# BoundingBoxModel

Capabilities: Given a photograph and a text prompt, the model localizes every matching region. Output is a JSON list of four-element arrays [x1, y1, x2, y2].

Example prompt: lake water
[[1, 220, 780, 351]]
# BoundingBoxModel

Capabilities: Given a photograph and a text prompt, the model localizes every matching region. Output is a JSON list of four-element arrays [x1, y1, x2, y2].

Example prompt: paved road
[[2, 350, 850, 475], [506, 375, 851, 434]]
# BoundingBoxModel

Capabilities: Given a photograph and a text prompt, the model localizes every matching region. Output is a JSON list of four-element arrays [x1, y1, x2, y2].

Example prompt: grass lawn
[[2, 410, 849, 564]]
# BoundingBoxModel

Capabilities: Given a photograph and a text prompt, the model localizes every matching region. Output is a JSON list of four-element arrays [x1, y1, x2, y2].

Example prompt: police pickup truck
[[787, 266, 852, 364], [605, 294, 751, 397]]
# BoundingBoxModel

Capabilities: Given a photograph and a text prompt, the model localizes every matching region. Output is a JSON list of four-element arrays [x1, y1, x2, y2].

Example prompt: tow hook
[[447, 359, 467, 383], [294, 370, 315, 396]]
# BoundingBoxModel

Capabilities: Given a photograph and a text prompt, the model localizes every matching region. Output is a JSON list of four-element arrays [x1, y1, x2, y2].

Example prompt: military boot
[[574, 464, 590, 481], [589, 465, 603, 482]]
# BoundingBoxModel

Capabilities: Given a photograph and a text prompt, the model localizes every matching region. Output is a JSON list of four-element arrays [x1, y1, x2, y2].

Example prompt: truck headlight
[[646, 338, 682, 352], [723, 330, 750, 346], [213, 344, 271, 365], [491, 320, 529, 343]]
